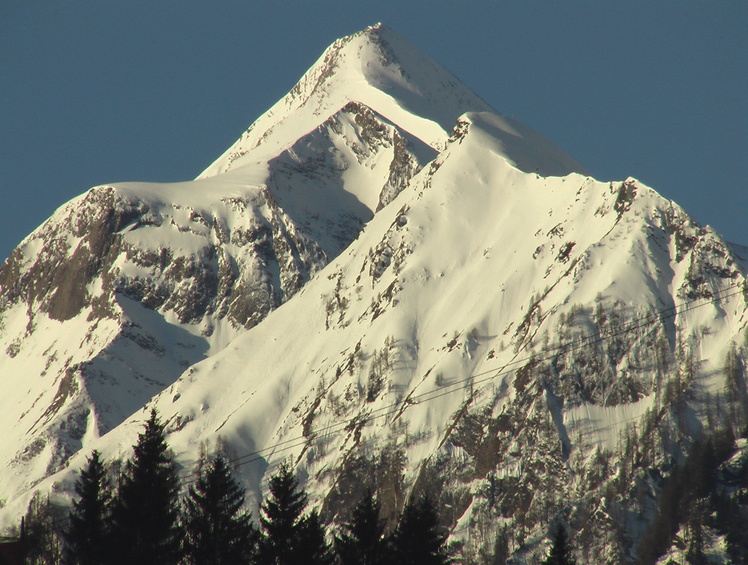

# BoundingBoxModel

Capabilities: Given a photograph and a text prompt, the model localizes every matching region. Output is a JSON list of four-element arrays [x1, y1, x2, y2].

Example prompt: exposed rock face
[[0, 185, 322, 330], [0, 45, 439, 499], [240, 165, 747, 564], [0, 182, 329, 492]]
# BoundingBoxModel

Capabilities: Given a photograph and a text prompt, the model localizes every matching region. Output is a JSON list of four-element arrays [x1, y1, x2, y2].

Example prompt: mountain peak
[[325, 22, 401, 65], [1, 23, 747, 564], [198, 24, 496, 177], [198, 24, 586, 180], [354, 21, 411, 59]]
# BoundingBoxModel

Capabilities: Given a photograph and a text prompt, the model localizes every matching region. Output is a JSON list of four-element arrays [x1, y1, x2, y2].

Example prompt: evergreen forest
[[9, 407, 748, 564]]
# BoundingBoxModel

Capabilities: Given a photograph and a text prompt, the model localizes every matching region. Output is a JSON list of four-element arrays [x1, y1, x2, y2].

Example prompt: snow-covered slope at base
[[9, 111, 745, 562], [160, 113, 746, 476]]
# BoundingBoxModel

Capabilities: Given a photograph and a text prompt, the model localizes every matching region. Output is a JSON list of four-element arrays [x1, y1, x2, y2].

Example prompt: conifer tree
[[491, 526, 510, 565], [391, 494, 450, 565], [258, 463, 309, 565], [685, 500, 708, 565], [296, 509, 334, 565], [109, 409, 182, 565], [23, 491, 66, 565], [542, 523, 576, 565], [64, 450, 112, 565], [335, 489, 388, 565], [182, 451, 257, 565]]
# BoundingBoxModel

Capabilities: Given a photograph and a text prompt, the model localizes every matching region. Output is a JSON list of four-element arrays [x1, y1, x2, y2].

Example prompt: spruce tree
[[335, 489, 388, 565], [296, 509, 334, 565], [542, 523, 576, 565], [64, 450, 112, 565], [258, 463, 309, 565], [685, 500, 708, 565], [182, 451, 257, 565], [391, 494, 450, 565], [109, 409, 182, 565]]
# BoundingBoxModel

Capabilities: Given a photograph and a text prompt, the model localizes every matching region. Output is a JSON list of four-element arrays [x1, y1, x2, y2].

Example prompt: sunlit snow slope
[[1, 23, 746, 563], [0, 23, 580, 515]]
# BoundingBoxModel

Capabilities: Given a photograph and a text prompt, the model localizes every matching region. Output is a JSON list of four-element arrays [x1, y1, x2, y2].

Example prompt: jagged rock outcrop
[[0, 23, 493, 508]]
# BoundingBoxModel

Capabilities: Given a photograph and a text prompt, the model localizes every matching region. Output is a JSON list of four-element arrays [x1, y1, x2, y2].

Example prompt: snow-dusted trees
[[182, 451, 258, 564], [638, 428, 737, 564]]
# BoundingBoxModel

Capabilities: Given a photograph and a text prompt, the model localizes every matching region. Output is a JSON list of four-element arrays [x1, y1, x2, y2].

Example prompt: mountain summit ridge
[[0, 24, 746, 563], [0, 22, 511, 509], [198, 23, 585, 180]]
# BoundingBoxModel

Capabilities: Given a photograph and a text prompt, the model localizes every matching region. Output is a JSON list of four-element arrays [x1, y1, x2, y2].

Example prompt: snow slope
[[198, 23, 586, 179], [0, 23, 746, 563], [0, 22, 582, 516]]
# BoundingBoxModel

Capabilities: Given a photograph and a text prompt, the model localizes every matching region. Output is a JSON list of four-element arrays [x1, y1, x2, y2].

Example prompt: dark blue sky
[[1, 1, 746, 263]]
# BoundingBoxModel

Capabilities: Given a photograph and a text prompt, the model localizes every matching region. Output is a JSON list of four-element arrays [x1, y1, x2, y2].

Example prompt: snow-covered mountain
[[1, 24, 746, 562]]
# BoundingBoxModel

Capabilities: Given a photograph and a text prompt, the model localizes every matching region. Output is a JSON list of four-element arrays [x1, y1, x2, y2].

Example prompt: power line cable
[[196, 282, 746, 476], [41, 281, 748, 528]]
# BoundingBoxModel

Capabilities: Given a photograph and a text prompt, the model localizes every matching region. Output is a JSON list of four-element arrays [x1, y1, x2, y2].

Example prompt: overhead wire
[[34, 281, 748, 530], [197, 281, 746, 476]]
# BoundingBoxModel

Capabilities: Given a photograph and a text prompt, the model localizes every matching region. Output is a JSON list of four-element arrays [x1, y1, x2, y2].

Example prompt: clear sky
[[1, 1, 746, 263]]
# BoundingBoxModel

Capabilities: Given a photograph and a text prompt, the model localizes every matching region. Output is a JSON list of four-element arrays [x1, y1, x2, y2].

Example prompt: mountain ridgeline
[[0, 24, 747, 563]]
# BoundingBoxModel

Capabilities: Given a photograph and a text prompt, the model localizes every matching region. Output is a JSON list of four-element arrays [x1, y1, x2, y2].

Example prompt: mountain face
[[1, 23, 747, 563]]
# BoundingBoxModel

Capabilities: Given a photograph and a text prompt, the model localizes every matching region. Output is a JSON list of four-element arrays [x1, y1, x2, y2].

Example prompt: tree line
[[23, 409, 454, 565]]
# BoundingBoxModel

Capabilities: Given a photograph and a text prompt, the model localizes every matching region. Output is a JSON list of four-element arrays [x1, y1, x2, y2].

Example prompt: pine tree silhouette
[[23, 491, 66, 565], [491, 526, 510, 565], [542, 523, 576, 565], [109, 409, 182, 565], [64, 450, 112, 565], [182, 451, 257, 565], [391, 495, 451, 565], [335, 489, 389, 565], [296, 509, 334, 565], [258, 463, 309, 565]]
